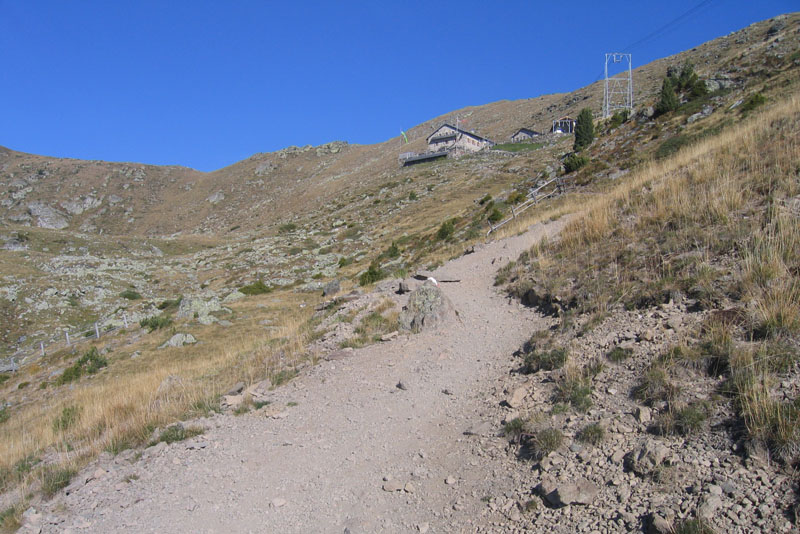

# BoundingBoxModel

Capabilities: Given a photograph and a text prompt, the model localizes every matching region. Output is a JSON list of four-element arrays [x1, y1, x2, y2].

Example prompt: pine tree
[[655, 77, 679, 116], [573, 108, 595, 152]]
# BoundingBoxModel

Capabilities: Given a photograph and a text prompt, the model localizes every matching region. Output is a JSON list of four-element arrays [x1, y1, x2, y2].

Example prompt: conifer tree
[[655, 77, 679, 116], [573, 108, 595, 152]]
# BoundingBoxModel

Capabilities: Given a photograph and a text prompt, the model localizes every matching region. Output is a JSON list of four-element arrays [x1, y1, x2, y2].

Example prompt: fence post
[[511, 205, 516, 219], [65, 331, 70, 346], [123, 313, 129, 329], [40, 342, 45, 357], [95, 323, 100, 339]]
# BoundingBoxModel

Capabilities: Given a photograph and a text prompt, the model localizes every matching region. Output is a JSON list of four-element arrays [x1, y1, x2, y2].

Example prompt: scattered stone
[[270, 498, 287, 508], [404, 482, 415, 493], [323, 279, 341, 297], [445, 476, 456, 485], [224, 382, 245, 396], [158, 333, 197, 349], [382, 480, 404, 492], [381, 331, 399, 342], [624, 440, 670, 476], [507, 386, 528, 408], [398, 280, 411, 294], [538, 477, 598, 507], [636, 406, 652, 424]]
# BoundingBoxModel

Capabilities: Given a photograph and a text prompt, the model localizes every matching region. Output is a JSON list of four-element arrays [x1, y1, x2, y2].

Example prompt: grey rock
[[636, 406, 652, 424], [539, 477, 598, 507], [624, 439, 670, 476], [398, 280, 411, 294], [699, 495, 723, 520], [323, 279, 341, 297], [382, 480, 404, 492], [206, 191, 225, 204], [27, 202, 68, 229], [0, 357, 19, 373], [647, 512, 674, 534], [507, 386, 528, 408], [399, 281, 454, 332], [177, 296, 227, 324], [224, 381, 245, 396], [159, 333, 197, 349], [223, 291, 246, 303]]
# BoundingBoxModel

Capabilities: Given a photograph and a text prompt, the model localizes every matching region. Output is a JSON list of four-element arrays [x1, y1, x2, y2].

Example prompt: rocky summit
[[1, 13, 800, 534]]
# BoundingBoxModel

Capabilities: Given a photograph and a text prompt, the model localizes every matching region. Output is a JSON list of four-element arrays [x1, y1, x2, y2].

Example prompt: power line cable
[[592, 0, 716, 82]]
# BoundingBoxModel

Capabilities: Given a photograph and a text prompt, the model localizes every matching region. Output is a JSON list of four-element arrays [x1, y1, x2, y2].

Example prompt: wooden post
[[65, 332, 71, 346], [123, 313, 129, 329], [511, 205, 516, 219], [95, 323, 100, 339], [40, 342, 45, 357]]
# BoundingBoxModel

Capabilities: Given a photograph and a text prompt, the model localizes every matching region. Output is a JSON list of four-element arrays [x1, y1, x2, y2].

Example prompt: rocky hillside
[[0, 12, 798, 533]]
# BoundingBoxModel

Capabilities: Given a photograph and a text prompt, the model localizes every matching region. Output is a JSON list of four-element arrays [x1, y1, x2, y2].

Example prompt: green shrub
[[740, 93, 766, 114], [673, 518, 715, 534], [507, 191, 526, 205], [139, 315, 172, 332], [56, 347, 108, 385], [479, 194, 492, 205], [338, 256, 353, 268], [503, 417, 528, 442], [633, 366, 680, 405], [119, 289, 142, 300], [555, 370, 593, 412], [239, 280, 273, 296], [408, 191, 418, 201], [0, 374, 9, 385], [436, 220, 455, 241], [16, 382, 29, 390], [563, 154, 589, 173], [157, 296, 182, 310], [0, 406, 8, 424], [278, 222, 297, 234], [385, 242, 400, 259], [52, 405, 80, 433], [271, 369, 298, 386], [359, 262, 386, 286], [655, 405, 707, 436], [656, 134, 692, 160], [521, 348, 568, 374], [608, 110, 629, 129], [487, 208, 504, 224]]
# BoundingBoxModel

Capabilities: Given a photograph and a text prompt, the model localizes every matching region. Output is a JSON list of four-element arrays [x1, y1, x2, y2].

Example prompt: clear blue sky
[[0, 1, 794, 171]]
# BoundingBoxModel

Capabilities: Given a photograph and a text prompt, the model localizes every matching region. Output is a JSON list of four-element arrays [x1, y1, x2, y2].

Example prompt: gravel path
[[33, 219, 566, 534]]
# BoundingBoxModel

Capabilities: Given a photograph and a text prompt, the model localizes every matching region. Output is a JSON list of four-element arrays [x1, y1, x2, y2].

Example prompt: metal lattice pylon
[[603, 53, 633, 118]]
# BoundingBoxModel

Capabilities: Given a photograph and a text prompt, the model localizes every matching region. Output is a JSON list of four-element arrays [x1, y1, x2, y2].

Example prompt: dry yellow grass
[[0, 289, 317, 501]]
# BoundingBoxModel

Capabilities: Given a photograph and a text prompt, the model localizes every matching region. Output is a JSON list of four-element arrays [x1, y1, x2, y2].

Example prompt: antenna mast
[[603, 53, 633, 118]]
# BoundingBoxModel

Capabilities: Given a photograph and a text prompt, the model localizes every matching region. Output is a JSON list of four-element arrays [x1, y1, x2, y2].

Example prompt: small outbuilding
[[551, 117, 576, 134], [510, 128, 541, 143]]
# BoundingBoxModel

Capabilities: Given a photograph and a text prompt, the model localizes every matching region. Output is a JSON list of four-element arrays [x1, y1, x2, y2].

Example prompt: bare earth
[[32, 220, 566, 534]]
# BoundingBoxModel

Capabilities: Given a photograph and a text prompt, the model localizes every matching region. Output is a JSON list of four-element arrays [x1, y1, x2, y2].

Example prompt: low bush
[[139, 315, 172, 332], [563, 154, 588, 173], [359, 262, 386, 286], [521, 348, 568, 374], [157, 296, 182, 310], [487, 208, 504, 224], [56, 347, 107, 385], [150, 424, 203, 446], [239, 280, 273, 296], [740, 92, 766, 114], [119, 289, 142, 300], [436, 220, 456, 241], [555, 367, 593, 412]]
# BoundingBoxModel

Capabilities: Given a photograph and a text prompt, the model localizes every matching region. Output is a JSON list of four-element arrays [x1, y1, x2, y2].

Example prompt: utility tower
[[603, 53, 633, 118]]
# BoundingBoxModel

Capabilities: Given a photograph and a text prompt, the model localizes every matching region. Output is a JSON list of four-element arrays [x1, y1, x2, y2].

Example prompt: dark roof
[[426, 123, 492, 144], [513, 128, 541, 136], [401, 150, 449, 166], [554, 116, 575, 122]]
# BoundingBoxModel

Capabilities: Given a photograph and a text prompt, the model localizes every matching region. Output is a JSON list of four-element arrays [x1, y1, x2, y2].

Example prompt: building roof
[[426, 123, 492, 144], [513, 128, 541, 136]]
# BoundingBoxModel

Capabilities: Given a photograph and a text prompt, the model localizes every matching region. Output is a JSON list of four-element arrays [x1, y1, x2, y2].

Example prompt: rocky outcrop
[[27, 202, 68, 229], [158, 333, 197, 349]]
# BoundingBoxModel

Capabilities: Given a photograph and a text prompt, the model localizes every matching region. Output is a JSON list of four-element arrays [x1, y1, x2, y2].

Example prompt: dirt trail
[[34, 220, 566, 534]]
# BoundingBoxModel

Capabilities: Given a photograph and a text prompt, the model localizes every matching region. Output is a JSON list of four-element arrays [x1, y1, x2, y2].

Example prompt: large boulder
[[177, 297, 227, 325], [399, 281, 454, 332], [158, 333, 197, 349]]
